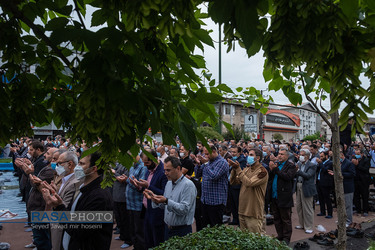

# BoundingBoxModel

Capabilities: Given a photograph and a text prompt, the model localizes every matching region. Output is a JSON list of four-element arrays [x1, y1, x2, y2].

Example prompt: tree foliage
[[0, 0, 237, 183], [197, 126, 224, 141]]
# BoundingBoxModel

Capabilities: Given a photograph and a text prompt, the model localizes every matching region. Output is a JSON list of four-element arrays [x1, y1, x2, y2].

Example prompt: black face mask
[[147, 161, 156, 170]]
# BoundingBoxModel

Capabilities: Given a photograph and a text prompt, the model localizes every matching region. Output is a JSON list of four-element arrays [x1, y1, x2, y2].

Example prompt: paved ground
[[2, 199, 375, 249]]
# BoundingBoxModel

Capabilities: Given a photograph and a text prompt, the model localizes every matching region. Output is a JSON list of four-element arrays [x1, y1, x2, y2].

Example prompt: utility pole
[[218, 24, 222, 134], [258, 90, 264, 140]]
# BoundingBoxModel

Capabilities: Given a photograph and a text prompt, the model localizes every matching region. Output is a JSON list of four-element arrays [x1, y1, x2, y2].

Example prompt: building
[[263, 109, 300, 141], [215, 101, 258, 136], [280, 103, 321, 140], [215, 100, 321, 141]]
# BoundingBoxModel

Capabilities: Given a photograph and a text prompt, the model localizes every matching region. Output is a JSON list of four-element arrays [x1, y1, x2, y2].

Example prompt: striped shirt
[[126, 160, 148, 211]]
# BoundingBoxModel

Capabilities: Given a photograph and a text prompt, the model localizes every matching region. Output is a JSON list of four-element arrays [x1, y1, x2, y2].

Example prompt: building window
[[224, 105, 231, 115]]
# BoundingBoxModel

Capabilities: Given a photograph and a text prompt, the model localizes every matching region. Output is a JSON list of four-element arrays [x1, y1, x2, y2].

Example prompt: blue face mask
[[247, 156, 255, 165], [157, 152, 161, 157], [177, 144, 180, 149], [50, 162, 57, 169], [340, 158, 344, 163], [80, 147, 84, 152], [263, 151, 267, 157], [355, 154, 361, 159], [232, 156, 238, 161]]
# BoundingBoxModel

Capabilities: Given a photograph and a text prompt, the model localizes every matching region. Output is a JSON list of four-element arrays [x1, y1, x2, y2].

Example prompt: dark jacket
[[27, 165, 55, 212], [58, 176, 114, 250], [341, 158, 356, 194], [270, 160, 297, 207], [354, 156, 371, 185], [112, 163, 129, 203], [296, 160, 317, 198], [145, 162, 168, 226], [24, 154, 48, 203], [317, 160, 334, 187]]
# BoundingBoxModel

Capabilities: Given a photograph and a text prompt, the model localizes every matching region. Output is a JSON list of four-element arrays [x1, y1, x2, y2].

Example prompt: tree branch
[[298, 66, 333, 128], [73, 0, 86, 30], [319, 90, 329, 114], [1, 0, 74, 73]]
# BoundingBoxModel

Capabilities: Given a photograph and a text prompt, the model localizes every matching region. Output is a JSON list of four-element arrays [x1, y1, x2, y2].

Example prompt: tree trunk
[[330, 89, 347, 249]]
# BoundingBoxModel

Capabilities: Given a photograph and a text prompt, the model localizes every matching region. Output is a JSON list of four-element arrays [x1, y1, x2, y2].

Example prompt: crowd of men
[[3, 134, 375, 249]]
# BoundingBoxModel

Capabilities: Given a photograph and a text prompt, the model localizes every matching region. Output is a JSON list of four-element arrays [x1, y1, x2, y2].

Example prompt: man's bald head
[[45, 147, 58, 163]]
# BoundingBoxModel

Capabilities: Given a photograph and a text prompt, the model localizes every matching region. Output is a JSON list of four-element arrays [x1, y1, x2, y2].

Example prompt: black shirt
[[181, 157, 195, 176]]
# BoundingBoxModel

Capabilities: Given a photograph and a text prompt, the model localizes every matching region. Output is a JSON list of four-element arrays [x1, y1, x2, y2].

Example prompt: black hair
[[249, 148, 263, 162], [164, 156, 181, 169], [30, 140, 45, 152], [89, 151, 103, 175]]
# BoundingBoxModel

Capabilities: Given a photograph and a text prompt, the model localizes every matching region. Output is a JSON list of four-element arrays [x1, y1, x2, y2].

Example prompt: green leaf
[[217, 83, 233, 93], [340, 0, 359, 21], [45, 17, 69, 31], [81, 145, 99, 159], [91, 10, 107, 27], [236, 87, 243, 92], [268, 76, 283, 91], [369, 88, 375, 109], [263, 67, 273, 82]]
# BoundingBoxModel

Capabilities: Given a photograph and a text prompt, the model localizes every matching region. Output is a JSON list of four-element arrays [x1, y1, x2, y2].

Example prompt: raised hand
[[41, 188, 63, 208]]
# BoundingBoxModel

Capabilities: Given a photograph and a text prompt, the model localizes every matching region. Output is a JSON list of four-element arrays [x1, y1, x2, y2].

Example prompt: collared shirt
[[62, 184, 83, 250], [143, 164, 159, 208], [370, 150, 375, 168], [318, 159, 330, 180], [153, 175, 197, 226], [297, 163, 305, 182], [272, 161, 286, 199], [58, 173, 74, 194], [159, 153, 168, 164], [194, 155, 229, 205], [126, 161, 148, 211]]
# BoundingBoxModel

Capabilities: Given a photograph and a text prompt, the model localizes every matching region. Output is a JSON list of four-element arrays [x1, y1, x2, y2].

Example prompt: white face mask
[[299, 156, 306, 163], [179, 152, 185, 158], [55, 164, 66, 176], [74, 165, 86, 180], [164, 147, 168, 152], [26, 153, 32, 159], [24, 143, 27, 147]]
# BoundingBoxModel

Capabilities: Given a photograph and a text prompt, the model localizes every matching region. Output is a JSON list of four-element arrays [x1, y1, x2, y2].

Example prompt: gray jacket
[[296, 160, 317, 198]]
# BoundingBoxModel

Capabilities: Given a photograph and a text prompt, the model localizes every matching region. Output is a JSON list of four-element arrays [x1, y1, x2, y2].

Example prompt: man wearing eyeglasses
[[48, 151, 81, 250]]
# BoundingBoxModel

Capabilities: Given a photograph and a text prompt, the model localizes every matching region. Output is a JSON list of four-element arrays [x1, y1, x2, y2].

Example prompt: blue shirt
[[272, 161, 286, 199], [194, 155, 229, 205], [126, 160, 148, 211]]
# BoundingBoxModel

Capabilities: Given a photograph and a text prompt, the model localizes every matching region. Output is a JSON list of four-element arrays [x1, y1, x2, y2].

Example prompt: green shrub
[[198, 126, 224, 141], [154, 225, 290, 250], [0, 158, 12, 163], [273, 133, 283, 141], [303, 131, 326, 141], [222, 126, 244, 141]]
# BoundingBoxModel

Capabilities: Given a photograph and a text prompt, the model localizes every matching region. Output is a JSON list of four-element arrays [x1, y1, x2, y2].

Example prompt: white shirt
[[62, 184, 83, 250]]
